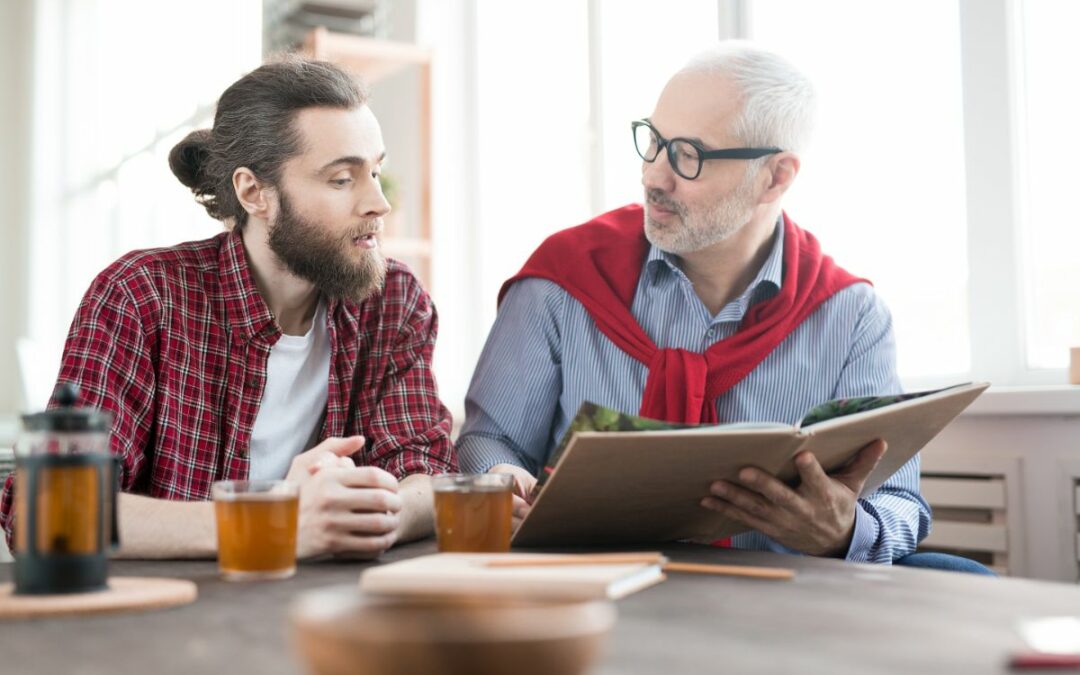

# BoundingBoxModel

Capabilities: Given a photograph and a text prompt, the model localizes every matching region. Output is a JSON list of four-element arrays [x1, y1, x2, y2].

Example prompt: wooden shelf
[[302, 28, 431, 85]]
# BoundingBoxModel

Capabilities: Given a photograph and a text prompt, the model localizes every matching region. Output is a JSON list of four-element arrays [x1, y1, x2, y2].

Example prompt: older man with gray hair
[[457, 42, 973, 570]]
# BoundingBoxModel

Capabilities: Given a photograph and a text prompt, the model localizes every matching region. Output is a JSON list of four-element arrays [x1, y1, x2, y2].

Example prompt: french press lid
[[20, 383, 112, 433]]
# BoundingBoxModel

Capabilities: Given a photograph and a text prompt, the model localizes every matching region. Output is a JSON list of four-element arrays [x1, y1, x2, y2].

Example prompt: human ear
[[233, 167, 272, 219], [757, 153, 801, 205]]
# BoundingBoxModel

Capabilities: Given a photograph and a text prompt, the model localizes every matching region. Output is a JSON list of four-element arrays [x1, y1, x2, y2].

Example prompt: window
[[470, 0, 593, 334], [1017, 1, 1080, 370], [28, 0, 261, 349], [593, 0, 722, 210], [746, 0, 970, 380]]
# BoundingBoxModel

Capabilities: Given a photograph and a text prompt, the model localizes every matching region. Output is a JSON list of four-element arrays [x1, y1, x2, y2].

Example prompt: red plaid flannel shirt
[[2, 230, 455, 547]]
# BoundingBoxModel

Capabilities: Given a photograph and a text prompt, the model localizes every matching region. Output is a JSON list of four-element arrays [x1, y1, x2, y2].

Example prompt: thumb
[[836, 439, 888, 493], [297, 435, 365, 468], [319, 435, 366, 458]]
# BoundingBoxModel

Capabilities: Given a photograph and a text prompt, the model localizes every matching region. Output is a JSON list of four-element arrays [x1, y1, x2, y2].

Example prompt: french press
[[13, 383, 120, 594]]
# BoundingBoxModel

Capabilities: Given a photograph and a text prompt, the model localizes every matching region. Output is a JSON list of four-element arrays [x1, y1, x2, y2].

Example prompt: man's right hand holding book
[[700, 439, 889, 557]]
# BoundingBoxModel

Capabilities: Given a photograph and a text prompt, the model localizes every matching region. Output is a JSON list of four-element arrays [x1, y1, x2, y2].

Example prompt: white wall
[[0, 0, 33, 419]]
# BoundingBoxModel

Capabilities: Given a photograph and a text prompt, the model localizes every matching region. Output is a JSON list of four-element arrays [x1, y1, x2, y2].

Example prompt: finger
[[332, 466, 400, 492], [300, 436, 365, 475], [834, 440, 888, 494], [511, 494, 531, 519], [728, 467, 805, 513], [700, 497, 782, 540], [308, 453, 357, 475], [326, 511, 399, 535], [793, 451, 834, 498], [707, 480, 777, 522], [325, 487, 403, 514], [312, 436, 366, 459], [490, 465, 537, 500], [511, 477, 530, 499], [327, 531, 397, 555]]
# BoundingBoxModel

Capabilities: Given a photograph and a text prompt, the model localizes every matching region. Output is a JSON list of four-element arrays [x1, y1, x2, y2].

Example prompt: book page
[[533, 402, 791, 496], [798, 384, 968, 427]]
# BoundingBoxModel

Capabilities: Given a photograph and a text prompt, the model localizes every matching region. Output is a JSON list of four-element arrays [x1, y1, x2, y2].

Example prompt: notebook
[[359, 553, 666, 601]]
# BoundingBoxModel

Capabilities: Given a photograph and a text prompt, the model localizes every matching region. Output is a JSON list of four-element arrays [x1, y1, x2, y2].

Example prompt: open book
[[359, 553, 665, 601], [512, 382, 988, 547]]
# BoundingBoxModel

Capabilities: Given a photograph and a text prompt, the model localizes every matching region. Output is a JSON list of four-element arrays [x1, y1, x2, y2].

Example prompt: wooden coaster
[[0, 576, 198, 619]]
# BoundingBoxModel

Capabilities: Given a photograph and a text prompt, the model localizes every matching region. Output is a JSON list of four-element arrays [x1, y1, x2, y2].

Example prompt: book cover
[[531, 385, 957, 497], [514, 382, 988, 547]]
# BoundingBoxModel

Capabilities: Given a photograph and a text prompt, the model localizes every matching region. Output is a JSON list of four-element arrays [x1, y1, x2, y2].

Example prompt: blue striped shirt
[[458, 220, 931, 563]]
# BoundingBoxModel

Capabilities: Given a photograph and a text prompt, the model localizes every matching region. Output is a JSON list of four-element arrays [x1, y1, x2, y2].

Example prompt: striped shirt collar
[[644, 216, 785, 317]]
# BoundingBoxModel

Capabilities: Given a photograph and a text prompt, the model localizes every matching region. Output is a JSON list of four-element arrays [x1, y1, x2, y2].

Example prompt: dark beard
[[268, 190, 386, 301]]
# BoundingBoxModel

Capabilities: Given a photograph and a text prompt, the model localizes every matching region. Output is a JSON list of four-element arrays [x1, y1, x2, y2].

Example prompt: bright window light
[[747, 0, 970, 380]]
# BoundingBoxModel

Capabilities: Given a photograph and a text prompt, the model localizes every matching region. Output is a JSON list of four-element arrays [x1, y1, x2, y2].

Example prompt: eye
[[330, 177, 353, 187]]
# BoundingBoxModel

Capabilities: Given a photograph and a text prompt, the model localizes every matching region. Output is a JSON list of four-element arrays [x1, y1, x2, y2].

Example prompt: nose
[[641, 148, 676, 194], [359, 175, 392, 220]]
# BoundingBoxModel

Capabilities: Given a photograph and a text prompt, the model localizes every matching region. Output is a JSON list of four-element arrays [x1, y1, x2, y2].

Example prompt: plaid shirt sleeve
[[363, 273, 456, 479], [1, 266, 157, 550]]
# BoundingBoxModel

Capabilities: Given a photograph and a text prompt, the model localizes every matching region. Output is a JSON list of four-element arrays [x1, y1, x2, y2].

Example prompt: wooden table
[[0, 541, 1075, 674]]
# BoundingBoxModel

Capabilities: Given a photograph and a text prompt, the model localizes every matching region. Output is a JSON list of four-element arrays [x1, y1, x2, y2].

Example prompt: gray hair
[[680, 41, 816, 154]]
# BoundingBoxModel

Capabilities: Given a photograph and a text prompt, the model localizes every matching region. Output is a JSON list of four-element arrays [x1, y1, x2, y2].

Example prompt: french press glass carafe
[[13, 383, 120, 594]]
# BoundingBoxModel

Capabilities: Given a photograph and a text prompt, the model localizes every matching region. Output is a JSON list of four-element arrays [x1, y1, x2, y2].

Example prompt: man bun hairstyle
[[169, 56, 368, 227]]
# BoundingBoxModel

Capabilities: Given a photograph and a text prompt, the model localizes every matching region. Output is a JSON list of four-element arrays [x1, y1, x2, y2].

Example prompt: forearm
[[394, 473, 434, 544], [115, 493, 216, 559], [457, 432, 537, 474]]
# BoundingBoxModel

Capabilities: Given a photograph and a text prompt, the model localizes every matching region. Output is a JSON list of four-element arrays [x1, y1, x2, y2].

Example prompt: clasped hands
[[285, 436, 402, 560]]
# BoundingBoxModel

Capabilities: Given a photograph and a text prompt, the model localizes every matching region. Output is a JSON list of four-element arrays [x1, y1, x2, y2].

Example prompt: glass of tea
[[431, 473, 513, 553], [212, 480, 300, 581]]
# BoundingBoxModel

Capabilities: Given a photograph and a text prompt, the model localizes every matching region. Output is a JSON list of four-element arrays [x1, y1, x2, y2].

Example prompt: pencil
[[484, 552, 666, 568], [662, 561, 795, 580], [483, 554, 795, 580]]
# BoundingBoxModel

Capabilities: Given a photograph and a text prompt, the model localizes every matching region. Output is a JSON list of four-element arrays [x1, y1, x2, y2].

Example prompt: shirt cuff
[[456, 433, 533, 474], [843, 502, 881, 563]]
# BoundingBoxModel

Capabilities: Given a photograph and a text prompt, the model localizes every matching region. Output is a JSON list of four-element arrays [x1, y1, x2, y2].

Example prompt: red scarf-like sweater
[[499, 204, 865, 425]]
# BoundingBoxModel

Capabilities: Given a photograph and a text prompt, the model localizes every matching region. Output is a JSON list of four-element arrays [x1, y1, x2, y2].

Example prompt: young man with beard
[[458, 43, 935, 565], [0, 59, 455, 559]]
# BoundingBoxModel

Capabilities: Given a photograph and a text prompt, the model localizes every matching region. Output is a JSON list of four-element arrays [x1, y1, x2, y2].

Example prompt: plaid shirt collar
[[220, 228, 278, 344]]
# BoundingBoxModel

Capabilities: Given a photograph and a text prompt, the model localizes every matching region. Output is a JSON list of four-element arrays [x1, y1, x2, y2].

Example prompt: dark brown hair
[[168, 57, 367, 227]]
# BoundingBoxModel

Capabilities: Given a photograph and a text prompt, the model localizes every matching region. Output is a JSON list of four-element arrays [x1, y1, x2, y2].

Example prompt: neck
[[674, 207, 780, 317], [240, 221, 321, 336]]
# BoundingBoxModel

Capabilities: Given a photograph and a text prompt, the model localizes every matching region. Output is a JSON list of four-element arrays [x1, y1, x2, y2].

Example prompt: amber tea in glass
[[432, 473, 513, 553], [212, 480, 299, 581]]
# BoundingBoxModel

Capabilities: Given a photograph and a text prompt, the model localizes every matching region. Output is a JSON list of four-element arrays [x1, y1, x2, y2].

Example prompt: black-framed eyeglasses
[[631, 120, 782, 180]]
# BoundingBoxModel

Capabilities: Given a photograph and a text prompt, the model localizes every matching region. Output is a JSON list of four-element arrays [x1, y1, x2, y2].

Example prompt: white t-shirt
[[248, 301, 331, 481]]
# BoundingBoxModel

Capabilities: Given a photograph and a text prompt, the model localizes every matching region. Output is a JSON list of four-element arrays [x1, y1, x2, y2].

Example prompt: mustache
[[645, 189, 685, 216], [346, 219, 383, 240]]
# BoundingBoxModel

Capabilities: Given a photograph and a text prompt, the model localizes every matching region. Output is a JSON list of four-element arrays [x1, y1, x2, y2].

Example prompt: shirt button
[[246, 378, 258, 389]]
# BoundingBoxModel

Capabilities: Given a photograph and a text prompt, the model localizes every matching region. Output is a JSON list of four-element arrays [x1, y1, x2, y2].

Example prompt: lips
[[352, 233, 378, 250], [647, 200, 679, 220], [645, 190, 681, 219]]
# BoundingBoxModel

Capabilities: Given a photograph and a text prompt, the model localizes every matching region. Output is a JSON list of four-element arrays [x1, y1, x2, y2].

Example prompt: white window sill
[[963, 385, 1080, 417]]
